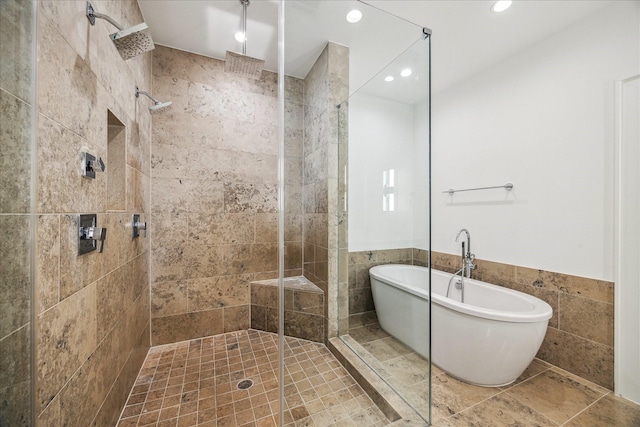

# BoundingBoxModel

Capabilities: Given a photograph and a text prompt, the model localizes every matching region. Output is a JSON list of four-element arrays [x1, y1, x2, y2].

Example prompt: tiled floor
[[345, 312, 640, 427], [117, 329, 388, 427]]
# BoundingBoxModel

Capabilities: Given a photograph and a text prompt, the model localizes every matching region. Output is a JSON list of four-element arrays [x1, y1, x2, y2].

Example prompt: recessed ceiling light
[[400, 68, 412, 77], [234, 31, 246, 43], [346, 9, 362, 24], [384, 76, 394, 82], [491, 0, 512, 13]]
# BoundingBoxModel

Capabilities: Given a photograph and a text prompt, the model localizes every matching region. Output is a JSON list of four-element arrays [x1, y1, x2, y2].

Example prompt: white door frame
[[614, 74, 640, 404]]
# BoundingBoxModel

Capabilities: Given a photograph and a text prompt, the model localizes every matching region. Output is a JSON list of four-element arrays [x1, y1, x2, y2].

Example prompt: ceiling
[[139, 0, 612, 103]]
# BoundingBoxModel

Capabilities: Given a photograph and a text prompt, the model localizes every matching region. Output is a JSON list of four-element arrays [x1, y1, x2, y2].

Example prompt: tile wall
[[0, 1, 35, 425], [346, 248, 615, 390], [34, 0, 153, 425], [302, 43, 349, 341], [149, 46, 305, 345], [251, 277, 325, 342]]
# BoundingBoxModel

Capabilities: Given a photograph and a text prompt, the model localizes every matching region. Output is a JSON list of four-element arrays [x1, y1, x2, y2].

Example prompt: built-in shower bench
[[250, 276, 325, 343]]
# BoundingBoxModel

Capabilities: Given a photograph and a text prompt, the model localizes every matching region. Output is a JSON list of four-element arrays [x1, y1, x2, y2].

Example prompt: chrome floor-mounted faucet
[[455, 228, 476, 278]]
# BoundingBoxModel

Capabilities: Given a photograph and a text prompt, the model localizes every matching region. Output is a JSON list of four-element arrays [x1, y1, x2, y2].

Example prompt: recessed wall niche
[[107, 111, 126, 211]]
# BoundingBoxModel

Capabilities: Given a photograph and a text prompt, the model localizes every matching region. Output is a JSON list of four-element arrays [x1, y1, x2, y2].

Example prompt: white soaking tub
[[369, 264, 552, 387]]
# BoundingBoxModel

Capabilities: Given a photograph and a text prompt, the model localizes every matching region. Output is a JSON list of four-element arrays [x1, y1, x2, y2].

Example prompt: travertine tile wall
[[303, 43, 349, 341], [150, 46, 304, 345], [250, 277, 325, 342], [34, 0, 152, 424], [434, 252, 615, 391], [347, 248, 615, 390], [0, 1, 35, 425]]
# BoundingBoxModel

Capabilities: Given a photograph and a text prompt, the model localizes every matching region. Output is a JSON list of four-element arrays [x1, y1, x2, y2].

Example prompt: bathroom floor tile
[[342, 318, 640, 426], [447, 393, 558, 426], [117, 329, 387, 427], [504, 368, 606, 424], [563, 393, 640, 426]]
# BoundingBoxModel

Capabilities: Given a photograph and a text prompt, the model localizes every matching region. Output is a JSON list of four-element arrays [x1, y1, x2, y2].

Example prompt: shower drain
[[237, 379, 254, 390]]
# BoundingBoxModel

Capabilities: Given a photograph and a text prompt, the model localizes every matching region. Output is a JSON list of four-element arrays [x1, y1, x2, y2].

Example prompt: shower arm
[[135, 87, 160, 104], [86, 2, 124, 31], [241, 0, 249, 55]]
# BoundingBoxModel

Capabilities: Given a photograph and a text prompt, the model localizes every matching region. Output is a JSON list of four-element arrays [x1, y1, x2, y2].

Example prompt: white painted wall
[[348, 93, 417, 251], [431, 1, 639, 281]]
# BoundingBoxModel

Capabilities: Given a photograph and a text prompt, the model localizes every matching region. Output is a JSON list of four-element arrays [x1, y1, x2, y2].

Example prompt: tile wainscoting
[[347, 248, 614, 390]]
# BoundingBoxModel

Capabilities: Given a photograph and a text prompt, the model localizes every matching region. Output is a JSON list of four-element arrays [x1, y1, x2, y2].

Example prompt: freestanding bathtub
[[369, 264, 552, 387]]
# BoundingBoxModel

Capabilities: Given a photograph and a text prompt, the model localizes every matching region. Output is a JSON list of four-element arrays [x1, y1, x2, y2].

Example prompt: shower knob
[[132, 214, 147, 238]]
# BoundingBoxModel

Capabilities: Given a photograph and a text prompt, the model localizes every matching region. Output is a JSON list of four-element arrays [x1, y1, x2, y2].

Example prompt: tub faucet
[[455, 228, 476, 278]]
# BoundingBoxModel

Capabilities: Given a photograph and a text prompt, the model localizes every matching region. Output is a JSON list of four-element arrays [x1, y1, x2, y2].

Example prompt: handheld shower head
[[86, 2, 155, 60], [135, 87, 172, 115]]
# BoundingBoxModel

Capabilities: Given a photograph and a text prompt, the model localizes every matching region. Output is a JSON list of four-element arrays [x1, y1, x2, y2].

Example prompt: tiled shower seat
[[250, 277, 325, 342]]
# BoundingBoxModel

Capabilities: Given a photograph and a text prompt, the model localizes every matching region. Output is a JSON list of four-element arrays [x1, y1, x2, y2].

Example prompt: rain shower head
[[86, 2, 155, 60], [225, 0, 265, 80], [136, 87, 172, 115]]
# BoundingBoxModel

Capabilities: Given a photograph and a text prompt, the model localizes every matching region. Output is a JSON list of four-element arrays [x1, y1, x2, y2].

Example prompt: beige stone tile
[[153, 107, 224, 150], [185, 179, 225, 214], [516, 266, 613, 304], [151, 280, 188, 318], [558, 293, 614, 347], [348, 323, 389, 343], [35, 215, 60, 314], [0, 325, 31, 410], [224, 183, 278, 214], [182, 243, 225, 280], [127, 121, 150, 176], [0, 0, 34, 102], [430, 373, 501, 419], [0, 90, 32, 213], [361, 337, 413, 363], [505, 369, 605, 424], [222, 119, 278, 156], [448, 393, 557, 427], [37, 12, 104, 145], [349, 287, 374, 315], [37, 116, 102, 213], [187, 275, 251, 312], [151, 142, 188, 179], [153, 45, 224, 83], [223, 243, 278, 275], [151, 178, 190, 214], [96, 268, 125, 340], [37, 283, 97, 413], [284, 311, 324, 343], [564, 394, 640, 427], [188, 213, 255, 245], [536, 326, 613, 390], [0, 215, 31, 338], [224, 305, 251, 332], [151, 310, 223, 346], [126, 165, 148, 213]]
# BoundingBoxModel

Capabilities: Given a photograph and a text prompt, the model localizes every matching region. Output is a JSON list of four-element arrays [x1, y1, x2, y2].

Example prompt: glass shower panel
[[0, 0, 36, 426], [337, 31, 432, 424], [283, 1, 431, 424]]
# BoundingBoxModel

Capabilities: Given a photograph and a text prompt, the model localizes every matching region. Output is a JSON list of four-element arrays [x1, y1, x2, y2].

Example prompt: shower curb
[[327, 337, 429, 426]]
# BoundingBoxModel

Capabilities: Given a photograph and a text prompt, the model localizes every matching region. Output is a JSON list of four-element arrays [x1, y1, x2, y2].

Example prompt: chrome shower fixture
[[225, 0, 265, 80], [135, 86, 172, 115], [86, 1, 155, 60]]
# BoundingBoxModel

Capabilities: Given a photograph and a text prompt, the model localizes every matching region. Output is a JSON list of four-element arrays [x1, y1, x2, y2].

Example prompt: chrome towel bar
[[443, 183, 513, 195]]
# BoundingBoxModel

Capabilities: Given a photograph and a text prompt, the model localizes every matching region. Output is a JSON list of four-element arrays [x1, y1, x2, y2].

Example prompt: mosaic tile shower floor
[[117, 330, 388, 427]]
